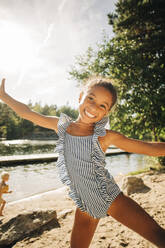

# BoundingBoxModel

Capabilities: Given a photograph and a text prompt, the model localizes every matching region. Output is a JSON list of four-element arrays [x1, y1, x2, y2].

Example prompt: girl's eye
[[100, 104, 106, 109], [88, 96, 93, 100]]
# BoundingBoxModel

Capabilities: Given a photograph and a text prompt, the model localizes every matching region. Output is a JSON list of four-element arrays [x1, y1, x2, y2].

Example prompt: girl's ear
[[79, 91, 84, 103]]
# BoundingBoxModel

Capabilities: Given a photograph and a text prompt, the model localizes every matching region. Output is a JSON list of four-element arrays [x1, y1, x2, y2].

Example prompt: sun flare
[[0, 22, 36, 73]]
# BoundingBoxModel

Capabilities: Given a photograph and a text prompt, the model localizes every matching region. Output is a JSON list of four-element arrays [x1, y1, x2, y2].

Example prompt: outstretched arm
[[5, 190, 12, 194], [106, 130, 165, 156], [0, 78, 58, 132]]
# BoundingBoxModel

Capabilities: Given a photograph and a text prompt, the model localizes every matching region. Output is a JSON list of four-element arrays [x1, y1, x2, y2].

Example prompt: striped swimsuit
[[55, 113, 121, 218]]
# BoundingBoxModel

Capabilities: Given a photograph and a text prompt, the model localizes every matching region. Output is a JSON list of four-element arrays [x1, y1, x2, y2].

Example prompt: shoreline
[[7, 173, 125, 205], [8, 162, 157, 205], [1, 153, 148, 204], [6, 166, 152, 204], [7, 186, 68, 205]]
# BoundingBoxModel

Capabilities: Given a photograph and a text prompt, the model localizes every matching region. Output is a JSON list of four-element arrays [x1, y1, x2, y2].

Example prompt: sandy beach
[[1, 169, 165, 248]]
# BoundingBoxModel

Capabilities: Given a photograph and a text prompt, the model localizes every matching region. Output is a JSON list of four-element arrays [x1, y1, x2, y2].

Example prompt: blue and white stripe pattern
[[55, 113, 121, 218]]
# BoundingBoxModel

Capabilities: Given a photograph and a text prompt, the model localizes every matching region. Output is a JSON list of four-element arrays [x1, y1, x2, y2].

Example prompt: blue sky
[[0, 0, 116, 109]]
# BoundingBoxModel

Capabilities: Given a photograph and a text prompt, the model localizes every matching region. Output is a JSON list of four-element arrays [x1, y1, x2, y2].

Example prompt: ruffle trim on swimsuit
[[55, 113, 87, 212], [92, 116, 114, 203], [55, 113, 71, 186]]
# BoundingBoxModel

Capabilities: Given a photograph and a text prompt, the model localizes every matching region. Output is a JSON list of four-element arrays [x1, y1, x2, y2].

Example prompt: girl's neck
[[67, 118, 95, 136], [76, 117, 95, 129]]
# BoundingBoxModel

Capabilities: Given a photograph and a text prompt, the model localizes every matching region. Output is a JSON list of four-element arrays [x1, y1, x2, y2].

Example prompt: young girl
[[0, 171, 12, 216], [0, 77, 165, 247]]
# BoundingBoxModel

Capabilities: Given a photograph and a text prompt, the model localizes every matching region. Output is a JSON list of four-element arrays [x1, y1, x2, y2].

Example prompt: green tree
[[56, 105, 78, 120], [0, 101, 58, 139], [69, 0, 165, 141], [18, 118, 34, 138], [0, 102, 22, 139]]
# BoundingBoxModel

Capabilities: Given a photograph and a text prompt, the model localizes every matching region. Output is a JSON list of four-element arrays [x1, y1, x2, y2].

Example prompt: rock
[[100, 236, 106, 239], [0, 209, 57, 247], [120, 242, 129, 247], [122, 176, 150, 195], [58, 209, 73, 219]]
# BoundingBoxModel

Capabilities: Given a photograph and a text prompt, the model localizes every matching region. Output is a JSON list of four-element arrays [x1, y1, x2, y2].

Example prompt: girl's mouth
[[84, 109, 96, 118]]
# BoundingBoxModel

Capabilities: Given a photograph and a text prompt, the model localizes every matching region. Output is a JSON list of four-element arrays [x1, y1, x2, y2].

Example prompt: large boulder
[[0, 209, 57, 247], [122, 176, 150, 195]]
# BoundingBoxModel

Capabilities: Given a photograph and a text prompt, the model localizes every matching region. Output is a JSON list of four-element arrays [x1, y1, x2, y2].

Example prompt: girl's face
[[78, 86, 113, 124], [2, 174, 9, 182]]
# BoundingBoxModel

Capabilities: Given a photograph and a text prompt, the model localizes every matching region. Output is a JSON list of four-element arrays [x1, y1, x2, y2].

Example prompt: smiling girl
[[0, 77, 165, 248]]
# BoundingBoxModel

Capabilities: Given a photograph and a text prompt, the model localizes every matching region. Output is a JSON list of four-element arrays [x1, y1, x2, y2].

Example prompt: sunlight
[[0, 22, 36, 73]]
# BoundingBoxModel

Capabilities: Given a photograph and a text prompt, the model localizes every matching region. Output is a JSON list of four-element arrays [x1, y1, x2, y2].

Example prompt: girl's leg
[[0, 199, 6, 216], [107, 192, 165, 248], [70, 208, 99, 248]]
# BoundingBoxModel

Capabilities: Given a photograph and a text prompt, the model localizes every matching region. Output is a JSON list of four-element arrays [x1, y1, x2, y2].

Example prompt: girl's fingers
[[1, 78, 5, 91], [2, 78, 5, 85]]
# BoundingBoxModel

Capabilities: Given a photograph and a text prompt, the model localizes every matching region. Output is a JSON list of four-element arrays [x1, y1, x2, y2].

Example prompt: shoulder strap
[[57, 113, 72, 137], [94, 116, 109, 137]]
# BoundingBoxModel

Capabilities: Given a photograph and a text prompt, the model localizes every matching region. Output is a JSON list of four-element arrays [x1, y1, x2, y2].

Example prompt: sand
[[1, 170, 165, 248]]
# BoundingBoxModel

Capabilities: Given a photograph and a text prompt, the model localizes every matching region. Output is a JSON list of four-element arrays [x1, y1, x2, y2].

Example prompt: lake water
[[0, 153, 148, 203]]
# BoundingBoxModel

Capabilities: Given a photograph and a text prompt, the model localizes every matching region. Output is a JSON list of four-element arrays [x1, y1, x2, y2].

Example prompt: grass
[[128, 164, 165, 176]]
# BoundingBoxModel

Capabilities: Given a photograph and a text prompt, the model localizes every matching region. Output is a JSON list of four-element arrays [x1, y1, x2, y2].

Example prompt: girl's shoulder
[[1, 184, 9, 193], [102, 129, 124, 148], [105, 129, 119, 140], [106, 129, 124, 137], [98, 130, 115, 152], [56, 113, 72, 128], [0, 182, 6, 192], [0, 181, 6, 187], [0, 181, 4, 186]]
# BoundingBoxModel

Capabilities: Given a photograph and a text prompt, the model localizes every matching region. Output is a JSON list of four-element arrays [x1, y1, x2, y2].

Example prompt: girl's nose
[[89, 102, 98, 112]]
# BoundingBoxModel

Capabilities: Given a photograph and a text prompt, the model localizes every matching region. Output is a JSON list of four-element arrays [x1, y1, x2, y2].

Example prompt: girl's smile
[[84, 109, 96, 118]]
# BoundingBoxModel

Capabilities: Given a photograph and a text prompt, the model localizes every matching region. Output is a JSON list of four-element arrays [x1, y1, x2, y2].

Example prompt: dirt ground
[[2, 170, 165, 248]]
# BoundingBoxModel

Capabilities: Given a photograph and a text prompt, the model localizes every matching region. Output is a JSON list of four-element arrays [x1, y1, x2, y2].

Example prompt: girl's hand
[[0, 78, 59, 132], [0, 78, 6, 99]]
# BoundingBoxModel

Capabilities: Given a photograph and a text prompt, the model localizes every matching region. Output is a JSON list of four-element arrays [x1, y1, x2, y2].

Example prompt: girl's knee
[[71, 209, 99, 248], [76, 208, 99, 227]]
